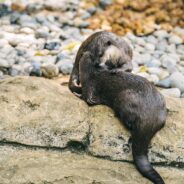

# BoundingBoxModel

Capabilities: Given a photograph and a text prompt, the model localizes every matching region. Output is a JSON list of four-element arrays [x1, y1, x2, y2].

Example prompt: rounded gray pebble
[[44, 41, 61, 50], [154, 30, 169, 40], [161, 88, 181, 98], [170, 72, 184, 93], [169, 35, 183, 45], [146, 35, 158, 45], [156, 77, 171, 88], [41, 63, 59, 78], [99, 0, 113, 8], [30, 61, 42, 77], [146, 59, 161, 67], [57, 59, 73, 74]]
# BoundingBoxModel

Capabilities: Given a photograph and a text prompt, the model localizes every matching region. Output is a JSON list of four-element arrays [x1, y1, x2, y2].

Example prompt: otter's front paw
[[73, 92, 82, 98], [73, 78, 81, 88], [69, 79, 82, 95]]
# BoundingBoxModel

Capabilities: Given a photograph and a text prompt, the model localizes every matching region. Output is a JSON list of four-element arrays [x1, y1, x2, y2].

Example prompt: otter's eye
[[107, 41, 111, 46]]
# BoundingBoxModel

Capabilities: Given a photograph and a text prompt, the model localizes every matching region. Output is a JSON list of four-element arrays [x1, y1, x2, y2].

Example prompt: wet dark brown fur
[[77, 51, 167, 184], [69, 31, 133, 96]]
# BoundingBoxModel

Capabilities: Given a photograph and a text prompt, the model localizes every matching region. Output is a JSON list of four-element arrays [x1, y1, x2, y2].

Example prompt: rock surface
[[0, 77, 184, 183], [1, 146, 184, 184]]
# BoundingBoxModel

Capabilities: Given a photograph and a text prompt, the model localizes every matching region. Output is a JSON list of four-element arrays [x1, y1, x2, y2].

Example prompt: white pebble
[[145, 43, 155, 51], [148, 74, 159, 84], [147, 67, 162, 75], [154, 30, 169, 40], [161, 88, 181, 98], [20, 27, 34, 34], [169, 35, 183, 45], [170, 72, 184, 93]]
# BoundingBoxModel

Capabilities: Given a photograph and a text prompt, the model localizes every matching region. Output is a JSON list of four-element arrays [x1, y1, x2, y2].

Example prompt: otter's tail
[[132, 132, 165, 184]]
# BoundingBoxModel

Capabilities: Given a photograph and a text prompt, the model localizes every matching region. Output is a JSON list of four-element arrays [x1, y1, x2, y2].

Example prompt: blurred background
[[0, 0, 184, 97]]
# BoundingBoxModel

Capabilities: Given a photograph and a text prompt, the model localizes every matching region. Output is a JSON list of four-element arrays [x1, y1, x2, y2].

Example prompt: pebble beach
[[0, 0, 184, 97]]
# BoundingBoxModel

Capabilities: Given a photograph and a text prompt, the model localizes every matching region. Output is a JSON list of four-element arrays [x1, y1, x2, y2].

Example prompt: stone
[[160, 88, 181, 98], [1, 147, 184, 184], [133, 53, 151, 65], [30, 61, 41, 77], [169, 35, 183, 45], [35, 27, 49, 38], [11, 2, 26, 12], [182, 93, 184, 98], [87, 6, 97, 15], [19, 27, 34, 34], [145, 43, 155, 51], [156, 39, 168, 51], [161, 54, 177, 69], [81, 11, 91, 20], [17, 14, 37, 28], [56, 53, 70, 62], [148, 74, 159, 84], [9, 65, 22, 76], [44, 41, 61, 50], [0, 58, 10, 68], [134, 45, 145, 53], [156, 77, 171, 88], [42, 55, 57, 65], [166, 44, 176, 53], [136, 72, 150, 79], [170, 72, 184, 93], [153, 50, 164, 59], [125, 32, 137, 42], [0, 70, 3, 77], [0, 77, 183, 181], [146, 59, 161, 67], [26, 3, 44, 13], [22, 62, 32, 75], [159, 70, 170, 80], [177, 45, 184, 55], [147, 67, 162, 75], [99, 0, 113, 8], [35, 15, 49, 25], [0, 45, 17, 67], [135, 37, 146, 46], [169, 53, 180, 63], [41, 63, 59, 78], [3, 32, 36, 47], [57, 59, 73, 74], [0, 3, 10, 17], [0, 77, 88, 148], [154, 30, 169, 40], [146, 35, 158, 45], [74, 18, 90, 28], [0, 39, 9, 48], [10, 12, 21, 24]]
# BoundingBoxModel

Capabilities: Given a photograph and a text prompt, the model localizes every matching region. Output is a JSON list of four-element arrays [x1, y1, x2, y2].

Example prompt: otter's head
[[91, 31, 133, 72]]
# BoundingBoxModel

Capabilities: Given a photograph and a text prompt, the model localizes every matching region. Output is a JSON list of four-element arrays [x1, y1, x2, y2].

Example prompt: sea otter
[[77, 51, 166, 184], [68, 31, 133, 96]]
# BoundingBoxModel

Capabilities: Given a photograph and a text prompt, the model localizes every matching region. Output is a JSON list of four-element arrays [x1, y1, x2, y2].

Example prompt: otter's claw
[[73, 92, 82, 98]]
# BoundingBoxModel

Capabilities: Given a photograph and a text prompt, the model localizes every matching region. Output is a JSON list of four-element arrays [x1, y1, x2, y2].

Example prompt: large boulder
[[0, 76, 183, 183], [0, 146, 184, 184]]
